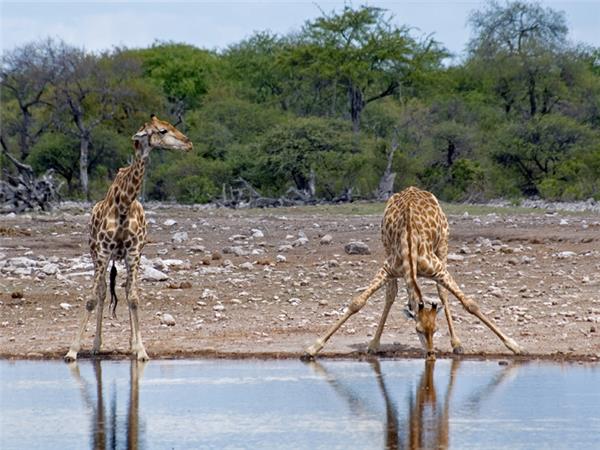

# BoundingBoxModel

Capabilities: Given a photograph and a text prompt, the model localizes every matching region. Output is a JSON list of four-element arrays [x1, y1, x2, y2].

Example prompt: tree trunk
[[528, 72, 537, 117], [348, 84, 365, 136], [375, 133, 399, 201], [19, 108, 32, 161], [79, 134, 90, 199]]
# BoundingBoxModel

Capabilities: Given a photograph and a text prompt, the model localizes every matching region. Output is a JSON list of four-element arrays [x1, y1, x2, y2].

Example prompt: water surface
[[1, 358, 598, 449]]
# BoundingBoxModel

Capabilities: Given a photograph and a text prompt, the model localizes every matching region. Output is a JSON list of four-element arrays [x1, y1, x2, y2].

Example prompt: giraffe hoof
[[452, 345, 464, 355], [305, 340, 323, 357], [64, 351, 77, 362], [367, 343, 380, 355]]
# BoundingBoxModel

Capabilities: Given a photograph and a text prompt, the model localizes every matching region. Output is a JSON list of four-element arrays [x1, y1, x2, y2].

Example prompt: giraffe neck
[[110, 142, 150, 213]]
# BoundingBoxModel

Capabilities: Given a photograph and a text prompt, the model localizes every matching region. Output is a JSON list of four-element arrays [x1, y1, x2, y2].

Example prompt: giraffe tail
[[109, 261, 118, 319]]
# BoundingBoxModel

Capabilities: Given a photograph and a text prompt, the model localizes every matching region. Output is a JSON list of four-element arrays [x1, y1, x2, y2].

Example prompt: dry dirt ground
[[1, 202, 599, 361]]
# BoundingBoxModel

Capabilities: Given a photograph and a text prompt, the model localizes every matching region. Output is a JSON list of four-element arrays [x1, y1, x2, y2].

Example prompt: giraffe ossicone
[[64, 115, 192, 362], [305, 186, 523, 360]]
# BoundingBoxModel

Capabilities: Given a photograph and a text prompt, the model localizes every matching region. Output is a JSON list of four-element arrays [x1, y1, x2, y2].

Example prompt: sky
[[1, 1, 599, 61]]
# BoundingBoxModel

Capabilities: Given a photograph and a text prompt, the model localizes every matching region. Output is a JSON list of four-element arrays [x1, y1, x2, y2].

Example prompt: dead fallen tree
[[1, 150, 63, 213], [215, 177, 354, 208]]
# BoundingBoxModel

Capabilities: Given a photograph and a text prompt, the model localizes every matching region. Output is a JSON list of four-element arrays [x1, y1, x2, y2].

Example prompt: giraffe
[[305, 186, 523, 360], [64, 115, 192, 362]]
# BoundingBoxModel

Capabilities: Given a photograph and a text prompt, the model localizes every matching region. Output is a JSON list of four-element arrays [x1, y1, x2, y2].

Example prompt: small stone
[[256, 258, 273, 266], [60, 302, 72, 311], [278, 244, 293, 252], [276, 255, 287, 263], [201, 256, 212, 265], [41, 263, 59, 275], [211, 251, 222, 260], [142, 266, 169, 281], [239, 262, 254, 271], [163, 219, 177, 227], [213, 304, 225, 311], [447, 253, 464, 262], [293, 237, 309, 247], [11, 291, 23, 299], [160, 313, 176, 326], [172, 231, 189, 243], [344, 241, 371, 255], [251, 229, 264, 238], [320, 234, 333, 245], [556, 251, 576, 259]]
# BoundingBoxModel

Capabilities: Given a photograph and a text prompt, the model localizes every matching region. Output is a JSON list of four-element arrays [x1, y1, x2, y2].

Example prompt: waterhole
[[1, 359, 598, 449]]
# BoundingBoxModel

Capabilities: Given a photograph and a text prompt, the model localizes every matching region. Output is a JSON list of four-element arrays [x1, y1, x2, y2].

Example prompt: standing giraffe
[[65, 115, 192, 362], [305, 186, 522, 359]]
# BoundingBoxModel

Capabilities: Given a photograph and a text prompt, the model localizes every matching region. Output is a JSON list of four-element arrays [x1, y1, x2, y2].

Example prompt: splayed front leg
[[304, 267, 390, 358]]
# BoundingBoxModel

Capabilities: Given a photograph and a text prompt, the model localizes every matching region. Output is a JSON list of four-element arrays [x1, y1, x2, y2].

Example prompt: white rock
[[278, 244, 293, 252], [161, 313, 176, 326], [556, 251, 577, 259], [201, 288, 218, 301], [251, 229, 264, 238], [239, 262, 254, 271], [163, 219, 177, 227], [41, 263, 59, 275], [293, 237, 309, 247], [213, 304, 225, 311], [142, 266, 169, 281], [60, 302, 72, 311], [223, 246, 248, 256], [276, 255, 287, 263], [8, 257, 38, 268], [447, 253, 464, 262], [320, 234, 333, 245], [172, 231, 189, 243]]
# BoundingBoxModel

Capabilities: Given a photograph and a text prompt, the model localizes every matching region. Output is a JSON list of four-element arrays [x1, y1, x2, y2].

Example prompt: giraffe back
[[382, 186, 448, 273]]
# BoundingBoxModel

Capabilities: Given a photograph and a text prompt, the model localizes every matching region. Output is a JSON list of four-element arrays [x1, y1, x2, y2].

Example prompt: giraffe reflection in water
[[309, 359, 520, 450], [68, 360, 146, 450]]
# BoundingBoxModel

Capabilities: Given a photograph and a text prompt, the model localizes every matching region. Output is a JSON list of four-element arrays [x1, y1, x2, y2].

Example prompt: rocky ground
[[1, 201, 599, 361]]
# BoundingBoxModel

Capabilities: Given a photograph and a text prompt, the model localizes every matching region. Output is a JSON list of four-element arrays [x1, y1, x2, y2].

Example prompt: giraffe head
[[405, 297, 443, 360], [132, 115, 193, 156]]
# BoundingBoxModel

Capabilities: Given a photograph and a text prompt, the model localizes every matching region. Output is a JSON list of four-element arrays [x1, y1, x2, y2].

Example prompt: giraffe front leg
[[368, 279, 398, 354], [126, 253, 149, 361], [305, 267, 389, 357], [434, 271, 524, 355], [436, 284, 463, 354]]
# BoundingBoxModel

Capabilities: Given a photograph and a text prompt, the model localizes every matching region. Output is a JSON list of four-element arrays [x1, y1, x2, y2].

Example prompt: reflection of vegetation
[[2, 2, 599, 203], [68, 360, 146, 450]]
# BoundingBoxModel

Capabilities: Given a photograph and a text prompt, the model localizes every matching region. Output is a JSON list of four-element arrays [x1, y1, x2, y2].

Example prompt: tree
[[51, 44, 142, 198], [129, 43, 218, 124], [467, 1, 570, 118], [281, 5, 445, 134], [0, 39, 58, 160], [254, 117, 358, 197]]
